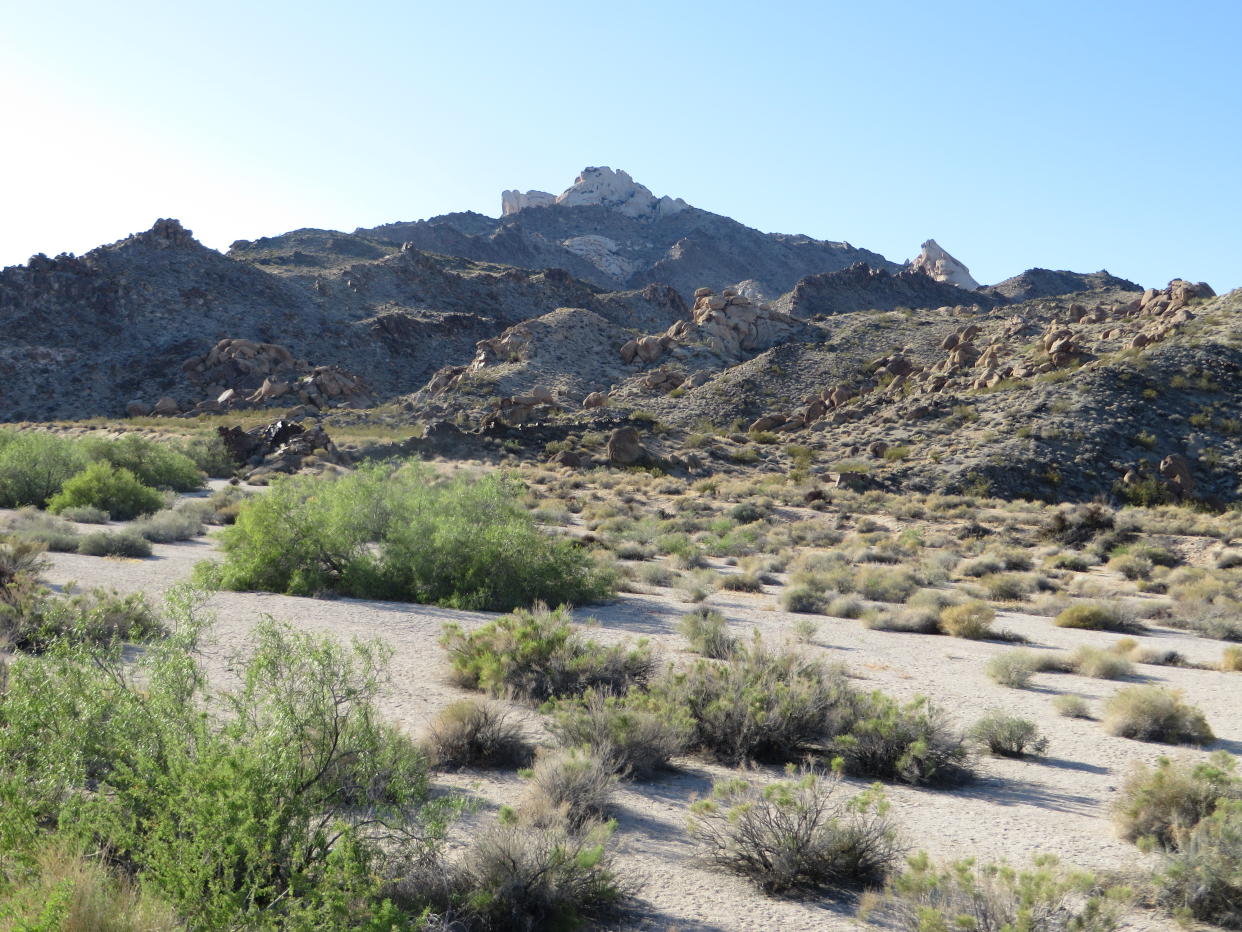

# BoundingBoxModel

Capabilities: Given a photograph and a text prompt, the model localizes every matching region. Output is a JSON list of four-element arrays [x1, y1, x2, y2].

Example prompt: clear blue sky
[[3, 0, 1239, 290]]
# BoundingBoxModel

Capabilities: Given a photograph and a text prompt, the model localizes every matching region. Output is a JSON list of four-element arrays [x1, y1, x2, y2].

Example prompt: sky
[[2, 0, 1239, 290]]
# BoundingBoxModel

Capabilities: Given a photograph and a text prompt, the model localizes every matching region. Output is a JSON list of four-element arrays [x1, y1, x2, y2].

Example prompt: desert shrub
[[1, 508, 81, 553], [441, 604, 653, 704], [968, 713, 1049, 757], [1103, 686, 1214, 745], [47, 462, 164, 521], [1047, 551, 1091, 572], [520, 747, 618, 830], [3, 587, 164, 654], [82, 434, 204, 492], [1054, 694, 1092, 718], [729, 501, 768, 524], [688, 768, 902, 895], [205, 485, 250, 524], [423, 698, 533, 770], [636, 562, 677, 587], [1070, 646, 1134, 679], [979, 572, 1034, 602], [864, 607, 941, 634], [986, 649, 1042, 688], [450, 815, 630, 932], [719, 571, 763, 592], [548, 689, 692, 777], [940, 600, 996, 639], [204, 464, 614, 610], [793, 617, 819, 643], [857, 567, 918, 603], [859, 852, 1130, 932], [0, 610, 463, 929], [1113, 753, 1240, 849], [1108, 553, 1153, 581], [782, 585, 825, 614], [1043, 502, 1116, 546], [678, 607, 738, 658], [56, 504, 110, 523], [0, 430, 88, 508], [651, 639, 856, 764], [77, 529, 153, 558], [1155, 800, 1242, 929], [1055, 602, 1133, 632], [829, 694, 971, 787], [1223, 646, 1242, 671], [130, 507, 205, 543], [827, 595, 864, 619], [960, 555, 1003, 578], [178, 432, 237, 478]]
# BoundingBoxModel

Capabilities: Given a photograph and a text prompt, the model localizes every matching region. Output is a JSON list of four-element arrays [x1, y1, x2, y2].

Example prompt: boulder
[[125, 400, 152, 418], [606, 427, 646, 466], [152, 396, 180, 416], [1159, 454, 1195, 496], [582, 391, 608, 409]]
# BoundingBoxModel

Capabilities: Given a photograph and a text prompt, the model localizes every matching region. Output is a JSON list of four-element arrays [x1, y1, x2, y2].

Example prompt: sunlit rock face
[[501, 167, 688, 219], [911, 239, 979, 290]]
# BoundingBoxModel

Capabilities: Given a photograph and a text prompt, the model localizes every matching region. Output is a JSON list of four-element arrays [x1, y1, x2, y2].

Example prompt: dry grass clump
[[688, 769, 903, 895], [1102, 686, 1214, 745], [636, 562, 678, 587], [130, 506, 205, 543], [76, 529, 153, 558], [856, 566, 919, 603], [986, 648, 1060, 688], [2, 508, 80, 552], [1222, 645, 1242, 671], [939, 601, 995, 639], [864, 607, 941, 635], [977, 572, 1036, 602], [423, 698, 533, 770], [968, 713, 1049, 758], [1107, 553, 1153, 581]]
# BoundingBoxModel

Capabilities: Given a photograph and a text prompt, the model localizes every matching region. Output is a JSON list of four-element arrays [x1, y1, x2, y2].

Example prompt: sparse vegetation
[[969, 713, 1049, 757], [1103, 686, 1214, 745], [423, 698, 534, 769]]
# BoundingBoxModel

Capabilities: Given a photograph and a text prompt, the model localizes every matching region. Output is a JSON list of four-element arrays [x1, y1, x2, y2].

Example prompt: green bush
[[423, 698, 533, 770], [1103, 686, 1214, 745], [203, 464, 614, 610], [130, 507, 205, 543], [1155, 800, 1242, 929], [0, 431, 88, 508], [986, 649, 1044, 688], [82, 434, 204, 492], [859, 852, 1131, 932], [829, 694, 972, 787], [441, 604, 653, 704], [856, 567, 918, 603], [688, 769, 902, 894], [77, 529, 153, 558], [548, 689, 692, 777], [0, 606, 464, 929], [1, 584, 164, 654], [651, 639, 856, 765], [1113, 753, 1239, 849], [48, 462, 164, 521], [678, 607, 737, 658], [782, 585, 825, 614], [940, 601, 996, 639], [178, 433, 237, 479], [968, 713, 1049, 757]]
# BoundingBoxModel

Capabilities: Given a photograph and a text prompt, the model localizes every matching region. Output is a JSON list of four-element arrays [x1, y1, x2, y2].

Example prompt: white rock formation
[[501, 166, 689, 219], [501, 189, 556, 215], [560, 234, 637, 280], [911, 239, 979, 290]]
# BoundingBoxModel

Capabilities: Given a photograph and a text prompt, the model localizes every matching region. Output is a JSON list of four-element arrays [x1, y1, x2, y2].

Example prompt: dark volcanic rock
[[783, 263, 1006, 318], [983, 268, 1141, 301]]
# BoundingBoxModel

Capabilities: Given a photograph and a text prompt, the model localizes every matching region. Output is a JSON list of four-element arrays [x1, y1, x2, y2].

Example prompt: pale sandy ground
[[30, 517, 1241, 932]]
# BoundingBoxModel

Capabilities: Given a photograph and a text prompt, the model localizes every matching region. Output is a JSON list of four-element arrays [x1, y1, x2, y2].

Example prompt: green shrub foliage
[[47, 462, 165, 521], [81, 434, 204, 492], [203, 464, 614, 610], [0, 431, 88, 508]]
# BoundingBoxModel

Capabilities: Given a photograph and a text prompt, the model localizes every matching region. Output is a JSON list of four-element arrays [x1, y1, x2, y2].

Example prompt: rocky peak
[[129, 218, 199, 250], [910, 239, 979, 290], [501, 166, 689, 220]]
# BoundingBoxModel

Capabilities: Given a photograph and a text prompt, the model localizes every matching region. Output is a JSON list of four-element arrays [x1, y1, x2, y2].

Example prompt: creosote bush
[[859, 852, 1131, 932], [1103, 686, 1214, 745], [688, 768, 903, 894], [423, 698, 533, 770], [520, 747, 618, 830], [202, 463, 615, 611], [77, 529, 153, 558], [829, 694, 972, 787], [441, 604, 653, 704], [969, 713, 1049, 758]]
